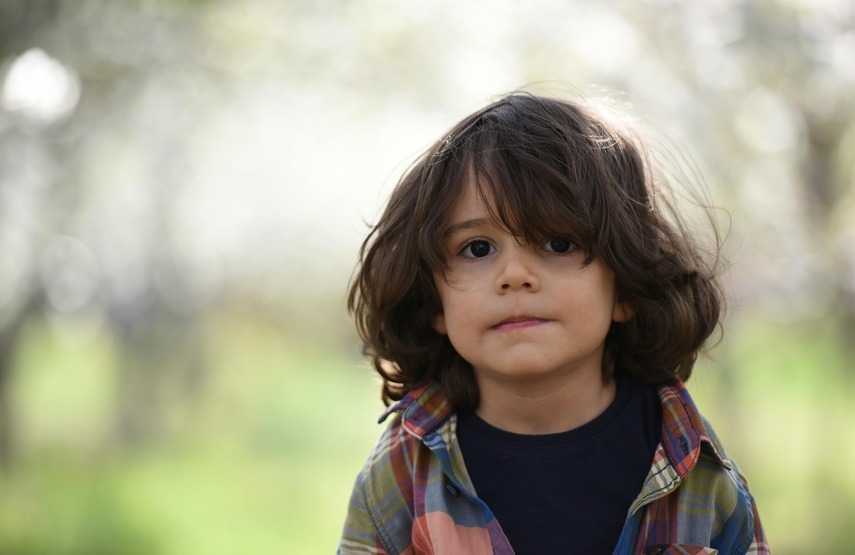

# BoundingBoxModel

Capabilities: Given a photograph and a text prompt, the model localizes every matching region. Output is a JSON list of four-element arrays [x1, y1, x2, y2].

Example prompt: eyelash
[[457, 238, 577, 259]]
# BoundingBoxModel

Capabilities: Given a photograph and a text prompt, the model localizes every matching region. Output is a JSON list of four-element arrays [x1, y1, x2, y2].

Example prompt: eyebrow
[[443, 217, 493, 238]]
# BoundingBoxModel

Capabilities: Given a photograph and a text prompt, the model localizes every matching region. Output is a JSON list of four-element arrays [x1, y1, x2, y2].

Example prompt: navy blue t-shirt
[[457, 371, 662, 554]]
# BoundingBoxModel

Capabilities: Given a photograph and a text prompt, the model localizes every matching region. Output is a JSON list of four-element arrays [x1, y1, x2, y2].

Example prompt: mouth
[[492, 316, 549, 332]]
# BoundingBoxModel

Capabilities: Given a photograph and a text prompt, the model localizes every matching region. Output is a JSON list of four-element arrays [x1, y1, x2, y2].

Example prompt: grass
[[1, 308, 853, 553], [3, 311, 382, 554]]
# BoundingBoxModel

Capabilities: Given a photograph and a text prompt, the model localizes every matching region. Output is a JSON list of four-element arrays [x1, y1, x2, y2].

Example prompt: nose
[[496, 245, 541, 293]]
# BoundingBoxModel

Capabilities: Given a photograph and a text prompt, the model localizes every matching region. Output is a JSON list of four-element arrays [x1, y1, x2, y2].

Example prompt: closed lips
[[492, 317, 548, 331]]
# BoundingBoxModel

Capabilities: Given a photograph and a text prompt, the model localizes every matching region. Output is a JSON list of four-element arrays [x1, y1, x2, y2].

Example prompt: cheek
[[441, 258, 492, 288], [431, 273, 452, 335], [431, 267, 490, 338], [432, 289, 474, 336]]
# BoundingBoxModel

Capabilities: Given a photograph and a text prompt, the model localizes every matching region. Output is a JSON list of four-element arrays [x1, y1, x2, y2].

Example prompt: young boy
[[339, 92, 768, 554]]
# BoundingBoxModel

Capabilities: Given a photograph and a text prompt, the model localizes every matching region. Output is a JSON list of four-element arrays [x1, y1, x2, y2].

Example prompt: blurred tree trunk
[[0, 292, 40, 468], [0, 323, 19, 468], [803, 112, 855, 366], [111, 297, 207, 445]]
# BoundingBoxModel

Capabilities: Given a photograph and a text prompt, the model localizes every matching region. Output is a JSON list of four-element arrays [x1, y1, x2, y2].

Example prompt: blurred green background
[[1, 0, 854, 553]]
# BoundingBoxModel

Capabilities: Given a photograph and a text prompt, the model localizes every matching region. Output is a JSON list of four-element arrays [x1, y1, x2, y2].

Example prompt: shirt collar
[[657, 380, 730, 477], [379, 378, 731, 474], [379, 381, 454, 439]]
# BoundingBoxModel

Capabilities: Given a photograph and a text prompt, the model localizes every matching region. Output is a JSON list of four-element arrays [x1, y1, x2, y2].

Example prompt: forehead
[[432, 163, 599, 260], [446, 178, 489, 223], [442, 173, 522, 237]]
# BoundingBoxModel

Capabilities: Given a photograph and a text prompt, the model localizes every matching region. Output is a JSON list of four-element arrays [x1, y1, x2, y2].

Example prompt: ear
[[612, 300, 635, 323], [432, 313, 448, 335]]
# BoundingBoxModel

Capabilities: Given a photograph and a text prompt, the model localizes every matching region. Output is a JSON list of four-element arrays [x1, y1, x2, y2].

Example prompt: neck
[[473, 369, 615, 435]]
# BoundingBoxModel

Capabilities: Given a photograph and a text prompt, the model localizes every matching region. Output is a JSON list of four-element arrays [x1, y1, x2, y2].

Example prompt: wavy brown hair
[[348, 92, 724, 410]]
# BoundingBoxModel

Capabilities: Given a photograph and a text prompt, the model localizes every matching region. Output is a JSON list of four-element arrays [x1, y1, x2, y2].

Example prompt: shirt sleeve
[[337, 472, 389, 555]]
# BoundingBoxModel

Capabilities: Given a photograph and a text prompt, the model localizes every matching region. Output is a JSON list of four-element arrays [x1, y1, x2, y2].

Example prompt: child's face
[[432, 180, 632, 388]]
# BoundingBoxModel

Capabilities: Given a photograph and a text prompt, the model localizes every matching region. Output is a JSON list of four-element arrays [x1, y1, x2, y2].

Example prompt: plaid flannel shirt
[[339, 380, 769, 554]]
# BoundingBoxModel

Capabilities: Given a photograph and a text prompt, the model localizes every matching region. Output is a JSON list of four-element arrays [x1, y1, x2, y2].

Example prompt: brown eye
[[544, 238, 575, 253], [462, 240, 494, 258]]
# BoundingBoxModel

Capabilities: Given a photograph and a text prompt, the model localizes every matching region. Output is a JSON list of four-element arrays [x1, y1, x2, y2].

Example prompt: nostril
[[500, 280, 533, 290]]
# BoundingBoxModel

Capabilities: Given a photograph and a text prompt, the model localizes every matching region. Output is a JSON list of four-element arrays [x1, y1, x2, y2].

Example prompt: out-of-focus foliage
[[0, 0, 853, 553]]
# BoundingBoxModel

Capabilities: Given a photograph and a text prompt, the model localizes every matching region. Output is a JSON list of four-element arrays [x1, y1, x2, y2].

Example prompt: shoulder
[[344, 384, 456, 554], [356, 408, 425, 508], [339, 413, 406, 554], [340, 414, 424, 555], [676, 421, 768, 553], [651, 382, 769, 554]]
